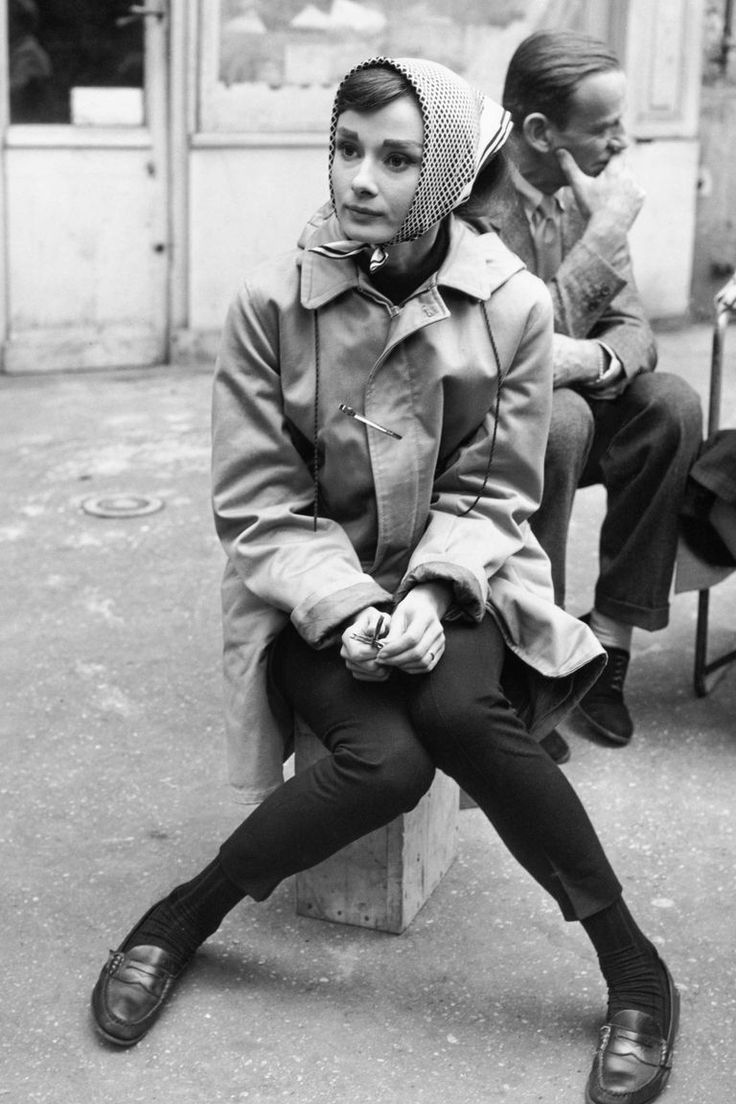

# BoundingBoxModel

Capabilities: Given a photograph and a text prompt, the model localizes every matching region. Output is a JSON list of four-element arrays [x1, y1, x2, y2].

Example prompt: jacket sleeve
[[212, 281, 391, 647], [548, 224, 657, 382], [395, 280, 554, 620]]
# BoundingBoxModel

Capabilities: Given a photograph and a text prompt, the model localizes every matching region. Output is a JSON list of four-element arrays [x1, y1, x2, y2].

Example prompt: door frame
[[0, 1, 176, 373]]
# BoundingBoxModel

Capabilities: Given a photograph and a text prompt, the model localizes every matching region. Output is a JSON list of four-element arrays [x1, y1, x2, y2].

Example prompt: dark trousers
[[531, 373, 702, 629], [218, 618, 621, 920]]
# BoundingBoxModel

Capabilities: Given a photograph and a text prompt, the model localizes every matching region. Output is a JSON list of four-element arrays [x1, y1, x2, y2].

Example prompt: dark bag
[[681, 429, 736, 566]]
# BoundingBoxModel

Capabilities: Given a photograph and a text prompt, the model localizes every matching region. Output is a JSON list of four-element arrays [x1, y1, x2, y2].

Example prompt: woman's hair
[[460, 148, 511, 222], [335, 65, 417, 117], [503, 30, 620, 129]]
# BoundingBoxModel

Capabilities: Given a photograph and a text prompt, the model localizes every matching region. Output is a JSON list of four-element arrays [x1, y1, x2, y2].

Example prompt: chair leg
[[694, 589, 710, 697]]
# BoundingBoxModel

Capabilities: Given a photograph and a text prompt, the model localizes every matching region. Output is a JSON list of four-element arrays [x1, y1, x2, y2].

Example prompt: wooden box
[[294, 724, 459, 934]]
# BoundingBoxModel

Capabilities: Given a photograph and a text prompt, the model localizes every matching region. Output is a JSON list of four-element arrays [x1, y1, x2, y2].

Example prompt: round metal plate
[[81, 493, 164, 519]]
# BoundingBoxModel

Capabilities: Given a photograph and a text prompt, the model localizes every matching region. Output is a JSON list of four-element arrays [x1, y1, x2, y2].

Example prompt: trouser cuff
[[593, 592, 670, 632]]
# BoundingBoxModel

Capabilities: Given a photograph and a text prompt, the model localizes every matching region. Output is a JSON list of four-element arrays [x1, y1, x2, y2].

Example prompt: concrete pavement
[[1, 322, 735, 1103]]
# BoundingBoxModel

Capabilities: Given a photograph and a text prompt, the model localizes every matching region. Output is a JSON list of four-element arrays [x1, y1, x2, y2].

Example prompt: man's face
[[546, 68, 628, 178]]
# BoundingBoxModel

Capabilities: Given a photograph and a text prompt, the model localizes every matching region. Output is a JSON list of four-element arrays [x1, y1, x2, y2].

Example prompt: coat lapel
[[466, 174, 588, 279], [484, 194, 536, 271]]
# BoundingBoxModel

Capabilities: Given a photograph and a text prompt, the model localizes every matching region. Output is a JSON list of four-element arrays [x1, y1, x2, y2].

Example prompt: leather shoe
[[577, 644, 633, 745], [91, 942, 189, 1046], [540, 729, 571, 764], [585, 963, 680, 1104]]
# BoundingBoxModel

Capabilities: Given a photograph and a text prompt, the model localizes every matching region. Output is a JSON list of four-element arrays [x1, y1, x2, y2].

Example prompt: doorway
[[2, 0, 170, 372]]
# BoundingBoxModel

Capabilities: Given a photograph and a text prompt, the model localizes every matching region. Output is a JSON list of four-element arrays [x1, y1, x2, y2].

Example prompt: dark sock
[[122, 858, 245, 967], [581, 897, 670, 1029]]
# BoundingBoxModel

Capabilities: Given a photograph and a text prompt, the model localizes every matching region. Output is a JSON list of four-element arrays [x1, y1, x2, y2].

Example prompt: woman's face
[[331, 94, 424, 244]]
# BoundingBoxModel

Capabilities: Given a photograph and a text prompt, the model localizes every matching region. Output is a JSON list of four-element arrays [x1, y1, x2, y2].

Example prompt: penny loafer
[[586, 964, 680, 1104], [91, 943, 188, 1046]]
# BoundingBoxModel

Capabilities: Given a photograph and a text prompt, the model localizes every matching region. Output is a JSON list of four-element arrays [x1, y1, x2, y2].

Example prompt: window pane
[[203, 0, 545, 133], [217, 0, 536, 88], [8, 0, 144, 124]]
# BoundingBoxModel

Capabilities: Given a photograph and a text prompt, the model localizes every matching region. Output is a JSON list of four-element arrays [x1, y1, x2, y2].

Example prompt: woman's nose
[[351, 159, 378, 194]]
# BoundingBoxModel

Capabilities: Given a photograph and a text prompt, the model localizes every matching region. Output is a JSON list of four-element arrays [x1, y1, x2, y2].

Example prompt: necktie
[[531, 194, 562, 282]]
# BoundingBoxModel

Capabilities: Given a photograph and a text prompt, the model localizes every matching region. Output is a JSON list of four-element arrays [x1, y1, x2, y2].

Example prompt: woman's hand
[[377, 583, 450, 675], [340, 606, 392, 681]]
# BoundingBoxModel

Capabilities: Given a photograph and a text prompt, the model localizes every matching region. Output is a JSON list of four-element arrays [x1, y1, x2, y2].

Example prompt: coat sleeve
[[212, 280, 391, 647], [395, 279, 554, 620], [548, 222, 657, 382]]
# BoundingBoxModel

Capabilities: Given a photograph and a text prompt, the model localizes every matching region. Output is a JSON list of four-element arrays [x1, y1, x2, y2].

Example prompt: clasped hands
[[340, 582, 449, 681]]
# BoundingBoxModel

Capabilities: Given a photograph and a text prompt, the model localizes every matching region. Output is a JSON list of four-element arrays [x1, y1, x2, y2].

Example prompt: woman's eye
[[336, 141, 359, 160], [386, 153, 410, 170]]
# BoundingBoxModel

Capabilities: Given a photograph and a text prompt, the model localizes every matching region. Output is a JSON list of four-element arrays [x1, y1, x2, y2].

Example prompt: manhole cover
[[81, 494, 164, 518]]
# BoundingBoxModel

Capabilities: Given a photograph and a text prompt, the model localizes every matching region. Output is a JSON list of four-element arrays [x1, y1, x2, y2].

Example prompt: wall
[[0, 0, 705, 373], [187, 143, 326, 334], [179, 0, 705, 360], [181, 140, 699, 358], [690, 0, 736, 317], [628, 140, 701, 320]]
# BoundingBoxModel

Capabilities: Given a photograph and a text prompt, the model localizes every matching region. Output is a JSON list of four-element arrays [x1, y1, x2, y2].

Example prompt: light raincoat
[[212, 207, 605, 802]]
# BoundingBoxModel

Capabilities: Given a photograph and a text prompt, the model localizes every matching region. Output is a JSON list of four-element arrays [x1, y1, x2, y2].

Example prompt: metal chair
[[675, 306, 736, 696]]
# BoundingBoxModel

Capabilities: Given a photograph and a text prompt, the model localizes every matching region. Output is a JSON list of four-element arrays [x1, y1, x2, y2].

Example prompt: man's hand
[[552, 334, 602, 388], [555, 148, 644, 234]]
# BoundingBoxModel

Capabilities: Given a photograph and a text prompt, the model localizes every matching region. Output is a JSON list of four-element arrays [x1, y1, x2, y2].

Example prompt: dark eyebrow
[[381, 138, 423, 152], [335, 126, 423, 153]]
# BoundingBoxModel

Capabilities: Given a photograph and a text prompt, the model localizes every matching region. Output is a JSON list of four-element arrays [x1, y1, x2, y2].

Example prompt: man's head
[[503, 30, 627, 190]]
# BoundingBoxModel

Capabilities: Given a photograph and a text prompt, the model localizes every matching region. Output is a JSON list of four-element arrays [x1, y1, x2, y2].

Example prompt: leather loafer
[[585, 963, 680, 1104], [91, 943, 188, 1046]]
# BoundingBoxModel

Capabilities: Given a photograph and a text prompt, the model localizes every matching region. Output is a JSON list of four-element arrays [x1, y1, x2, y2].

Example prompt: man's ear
[[521, 112, 554, 153]]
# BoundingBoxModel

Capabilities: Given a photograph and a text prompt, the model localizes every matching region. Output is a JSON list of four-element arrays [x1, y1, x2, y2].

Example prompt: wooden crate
[[294, 724, 459, 933]]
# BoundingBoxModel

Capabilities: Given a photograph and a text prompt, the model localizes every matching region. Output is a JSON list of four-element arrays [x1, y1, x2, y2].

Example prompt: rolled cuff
[[292, 579, 393, 647], [394, 560, 487, 621]]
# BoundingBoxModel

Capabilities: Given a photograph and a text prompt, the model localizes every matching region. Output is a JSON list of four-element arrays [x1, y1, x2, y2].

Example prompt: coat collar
[[297, 204, 526, 311]]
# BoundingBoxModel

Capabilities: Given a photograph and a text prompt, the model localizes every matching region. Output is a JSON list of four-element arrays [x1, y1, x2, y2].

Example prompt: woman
[[92, 58, 677, 1104]]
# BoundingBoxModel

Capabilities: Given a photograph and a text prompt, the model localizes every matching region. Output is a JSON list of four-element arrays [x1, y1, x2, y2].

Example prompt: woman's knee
[[384, 749, 435, 810], [410, 676, 511, 756], [332, 736, 435, 812]]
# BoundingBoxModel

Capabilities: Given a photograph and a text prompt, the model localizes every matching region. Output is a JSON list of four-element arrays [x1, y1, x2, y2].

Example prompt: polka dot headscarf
[[323, 56, 512, 262]]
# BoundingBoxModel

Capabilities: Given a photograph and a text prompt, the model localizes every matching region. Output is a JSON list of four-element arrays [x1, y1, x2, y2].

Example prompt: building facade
[[0, 0, 705, 373]]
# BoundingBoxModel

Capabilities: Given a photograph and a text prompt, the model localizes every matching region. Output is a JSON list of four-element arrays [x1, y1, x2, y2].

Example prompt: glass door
[[3, 0, 170, 372]]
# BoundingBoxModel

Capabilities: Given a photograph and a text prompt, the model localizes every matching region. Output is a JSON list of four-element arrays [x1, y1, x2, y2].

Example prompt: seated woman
[[91, 57, 678, 1104]]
